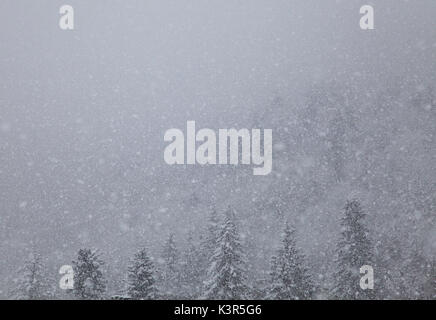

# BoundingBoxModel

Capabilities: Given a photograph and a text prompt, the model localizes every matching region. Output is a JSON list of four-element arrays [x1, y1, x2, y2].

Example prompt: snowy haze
[[0, 0, 435, 298]]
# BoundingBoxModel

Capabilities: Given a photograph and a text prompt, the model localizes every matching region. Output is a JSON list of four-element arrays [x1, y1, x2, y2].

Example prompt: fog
[[0, 0, 435, 299]]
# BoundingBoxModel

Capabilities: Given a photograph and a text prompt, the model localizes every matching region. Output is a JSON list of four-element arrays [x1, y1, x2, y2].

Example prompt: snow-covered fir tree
[[202, 208, 219, 259], [431, 259, 436, 300], [333, 199, 375, 299], [196, 209, 220, 287], [402, 245, 432, 299], [179, 233, 203, 299], [421, 258, 435, 300], [127, 248, 157, 300], [268, 223, 314, 300], [160, 233, 180, 298], [72, 249, 106, 300], [11, 253, 53, 300], [203, 206, 249, 299]]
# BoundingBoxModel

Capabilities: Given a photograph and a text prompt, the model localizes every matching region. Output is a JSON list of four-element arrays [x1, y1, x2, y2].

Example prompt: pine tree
[[431, 259, 436, 300], [127, 248, 157, 300], [202, 209, 219, 259], [161, 233, 180, 298], [72, 249, 106, 300], [196, 209, 220, 288], [11, 253, 53, 300], [333, 199, 375, 300], [268, 223, 314, 300], [421, 258, 436, 300], [404, 246, 430, 299], [203, 206, 249, 299], [179, 233, 204, 299]]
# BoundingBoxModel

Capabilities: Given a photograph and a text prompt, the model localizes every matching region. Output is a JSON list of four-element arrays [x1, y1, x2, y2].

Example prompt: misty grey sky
[[1, 0, 435, 298]]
